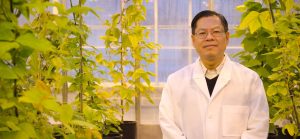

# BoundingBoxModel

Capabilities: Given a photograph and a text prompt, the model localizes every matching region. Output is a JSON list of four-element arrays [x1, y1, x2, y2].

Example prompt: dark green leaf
[[16, 33, 55, 52]]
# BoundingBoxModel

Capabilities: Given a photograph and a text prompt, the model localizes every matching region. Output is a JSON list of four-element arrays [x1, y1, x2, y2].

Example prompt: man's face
[[192, 15, 229, 62]]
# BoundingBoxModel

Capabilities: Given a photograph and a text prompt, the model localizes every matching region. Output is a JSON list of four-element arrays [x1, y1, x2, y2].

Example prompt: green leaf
[[51, 57, 64, 68], [0, 127, 10, 132], [242, 37, 257, 52], [256, 67, 270, 78], [128, 35, 139, 48], [249, 18, 261, 34], [0, 42, 20, 57], [267, 84, 277, 96], [62, 123, 75, 134], [19, 88, 50, 105], [100, 36, 118, 42], [236, 5, 247, 13], [268, 73, 281, 81], [18, 123, 37, 138], [132, 68, 144, 80], [266, 54, 280, 68], [6, 121, 20, 131], [0, 99, 15, 109], [284, 123, 296, 136], [0, 22, 15, 41], [60, 104, 73, 123], [0, 62, 18, 79], [277, 85, 288, 96], [42, 99, 60, 112], [244, 59, 261, 67], [287, 40, 299, 65], [16, 33, 55, 52], [239, 11, 260, 30], [259, 11, 274, 31], [70, 120, 98, 130], [284, 0, 294, 14]]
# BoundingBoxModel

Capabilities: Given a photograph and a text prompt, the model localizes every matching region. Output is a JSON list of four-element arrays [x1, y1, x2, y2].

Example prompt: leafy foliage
[[234, 0, 300, 137], [0, 0, 117, 138], [101, 0, 160, 124]]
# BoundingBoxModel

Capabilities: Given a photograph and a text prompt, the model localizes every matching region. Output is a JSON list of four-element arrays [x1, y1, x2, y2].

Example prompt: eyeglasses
[[194, 30, 225, 39]]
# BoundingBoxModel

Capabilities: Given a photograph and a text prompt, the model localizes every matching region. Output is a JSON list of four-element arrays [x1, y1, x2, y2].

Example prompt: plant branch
[[288, 82, 300, 135], [120, 0, 125, 122], [70, 0, 83, 112], [267, 0, 281, 45], [78, 0, 84, 113]]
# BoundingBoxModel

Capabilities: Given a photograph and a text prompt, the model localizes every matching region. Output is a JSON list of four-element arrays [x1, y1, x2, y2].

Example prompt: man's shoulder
[[231, 61, 260, 78], [168, 63, 194, 80]]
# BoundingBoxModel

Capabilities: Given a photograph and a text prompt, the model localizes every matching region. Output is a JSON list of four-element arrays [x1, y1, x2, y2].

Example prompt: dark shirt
[[205, 75, 219, 96]]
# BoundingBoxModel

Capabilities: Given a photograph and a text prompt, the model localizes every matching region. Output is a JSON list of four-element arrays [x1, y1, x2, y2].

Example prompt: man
[[159, 10, 269, 139]]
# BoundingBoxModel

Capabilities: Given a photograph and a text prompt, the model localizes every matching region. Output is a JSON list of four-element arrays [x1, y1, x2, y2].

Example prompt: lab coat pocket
[[222, 105, 249, 137]]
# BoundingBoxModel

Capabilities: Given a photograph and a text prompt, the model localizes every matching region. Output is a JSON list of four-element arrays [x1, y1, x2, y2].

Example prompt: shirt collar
[[199, 55, 226, 76]]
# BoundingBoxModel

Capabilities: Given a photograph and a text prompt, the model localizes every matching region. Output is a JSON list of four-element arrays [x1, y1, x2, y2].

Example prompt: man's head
[[191, 10, 230, 69], [191, 10, 228, 35]]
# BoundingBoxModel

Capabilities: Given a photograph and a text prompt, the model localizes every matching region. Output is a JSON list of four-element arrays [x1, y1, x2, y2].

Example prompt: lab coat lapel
[[192, 59, 210, 100], [210, 55, 232, 100]]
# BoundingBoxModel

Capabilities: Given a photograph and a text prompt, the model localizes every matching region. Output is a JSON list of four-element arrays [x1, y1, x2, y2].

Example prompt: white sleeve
[[241, 75, 269, 139], [159, 81, 186, 139]]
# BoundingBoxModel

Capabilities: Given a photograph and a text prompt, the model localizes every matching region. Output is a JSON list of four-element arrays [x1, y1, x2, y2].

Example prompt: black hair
[[191, 10, 228, 34]]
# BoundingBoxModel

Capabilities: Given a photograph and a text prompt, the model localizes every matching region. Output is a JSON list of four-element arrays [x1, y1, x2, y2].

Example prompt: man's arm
[[241, 75, 269, 139], [159, 81, 186, 139]]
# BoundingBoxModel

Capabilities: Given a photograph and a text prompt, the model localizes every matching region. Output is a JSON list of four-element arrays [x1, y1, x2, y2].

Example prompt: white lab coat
[[159, 55, 269, 139]]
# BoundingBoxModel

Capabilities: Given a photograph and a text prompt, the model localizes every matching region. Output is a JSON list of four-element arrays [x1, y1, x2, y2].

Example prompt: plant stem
[[267, 0, 281, 45], [287, 76, 300, 136], [9, 0, 13, 13], [9, 0, 18, 117], [120, 0, 125, 122], [62, 71, 68, 104], [134, 3, 142, 138], [78, 0, 84, 113], [70, 0, 83, 112]]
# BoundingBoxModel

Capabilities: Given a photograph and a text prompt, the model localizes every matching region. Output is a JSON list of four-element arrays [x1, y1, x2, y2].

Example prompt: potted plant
[[101, 0, 160, 138], [234, 0, 300, 138]]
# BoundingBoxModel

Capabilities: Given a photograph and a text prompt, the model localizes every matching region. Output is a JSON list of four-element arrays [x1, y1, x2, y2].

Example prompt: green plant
[[101, 0, 159, 128], [0, 0, 115, 138], [234, 0, 300, 137]]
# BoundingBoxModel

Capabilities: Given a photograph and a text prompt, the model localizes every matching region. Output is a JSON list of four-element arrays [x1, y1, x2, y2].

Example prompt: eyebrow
[[196, 26, 223, 31]]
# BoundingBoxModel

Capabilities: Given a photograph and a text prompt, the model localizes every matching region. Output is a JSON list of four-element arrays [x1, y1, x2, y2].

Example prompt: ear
[[225, 31, 230, 45], [191, 35, 196, 48]]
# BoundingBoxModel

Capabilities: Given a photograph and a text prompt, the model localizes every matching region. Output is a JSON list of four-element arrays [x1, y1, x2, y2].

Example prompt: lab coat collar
[[192, 54, 232, 101]]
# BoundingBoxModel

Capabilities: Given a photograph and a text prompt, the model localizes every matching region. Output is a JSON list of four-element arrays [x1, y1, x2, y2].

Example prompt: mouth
[[203, 45, 217, 48]]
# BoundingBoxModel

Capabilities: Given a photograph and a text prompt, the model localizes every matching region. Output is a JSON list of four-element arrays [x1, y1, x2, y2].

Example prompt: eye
[[213, 30, 221, 34], [197, 32, 206, 35]]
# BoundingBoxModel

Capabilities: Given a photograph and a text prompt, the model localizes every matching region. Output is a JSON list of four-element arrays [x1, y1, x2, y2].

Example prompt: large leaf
[[242, 37, 257, 52], [244, 59, 261, 67], [18, 123, 37, 138], [16, 33, 55, 52], [0, 22, 15, 41], [284, 0, 294, 14], [256, 67, 270, 78], [0, 62, 18, 79], [0, 99, 15, 110], [0, 42, 20, 57], [70, 120, 98, 130], [42, 99, 60, 112], [259, 11, 274, 31], [249, 18, 261, 34], [239, 11, 260, 30], [284, 123, 296, 136], [60, 104, 73, 123]]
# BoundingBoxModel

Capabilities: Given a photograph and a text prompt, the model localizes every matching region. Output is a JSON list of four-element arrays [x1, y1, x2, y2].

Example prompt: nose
[[205, 32, 214, 40]]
